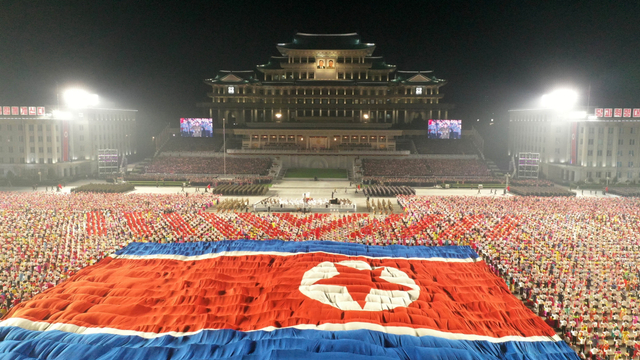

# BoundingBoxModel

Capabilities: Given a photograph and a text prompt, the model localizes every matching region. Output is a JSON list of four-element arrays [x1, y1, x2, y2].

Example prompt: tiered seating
[[414, 139, 478, 155], [146, 157, 272, 175], [362, 159, 490, 177], [161, 136, 220, 152]]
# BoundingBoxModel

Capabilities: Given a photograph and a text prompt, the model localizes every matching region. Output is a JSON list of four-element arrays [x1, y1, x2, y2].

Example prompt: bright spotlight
[[541, 89, 578, 109], [63, 89, 99, 108], [52, 110, 72, 120]]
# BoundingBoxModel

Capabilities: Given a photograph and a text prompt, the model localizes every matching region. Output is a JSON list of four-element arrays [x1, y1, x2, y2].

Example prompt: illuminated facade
[[199, 33, 453, 150], [508, 107, 640, 183], [0, 107, 136, 179]]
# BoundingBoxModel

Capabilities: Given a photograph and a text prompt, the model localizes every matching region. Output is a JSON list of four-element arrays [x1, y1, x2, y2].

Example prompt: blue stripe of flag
[[114, 240, 479, 260], [0, 327, 577, 360]]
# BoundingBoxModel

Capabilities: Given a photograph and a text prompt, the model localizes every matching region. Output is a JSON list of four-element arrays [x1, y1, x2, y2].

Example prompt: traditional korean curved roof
[[277, 32, 375, 50], [204, 70, 260, 84]]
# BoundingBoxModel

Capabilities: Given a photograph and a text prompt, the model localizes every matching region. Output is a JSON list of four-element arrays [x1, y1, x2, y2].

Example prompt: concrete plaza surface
[[0, 178, 618, 215]]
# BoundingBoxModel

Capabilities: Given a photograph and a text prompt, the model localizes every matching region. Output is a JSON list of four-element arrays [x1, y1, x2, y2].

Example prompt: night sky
[[1, 1, 639, 158]]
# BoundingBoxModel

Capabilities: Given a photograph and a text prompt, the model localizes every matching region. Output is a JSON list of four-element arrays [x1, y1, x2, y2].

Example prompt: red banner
[[634, 109, 640, 118], [2, 106, 9, 115], [28, 107, 36, 115], [37, 107, 45, 116], [62, 121, 69, 162], [614, 108, 623, 117], [604, 108, 613, 117], [595, 108, 603, 117], [571, 122, 578, 165], [11, 106, 18, 115], [20, 106, 28, 115]]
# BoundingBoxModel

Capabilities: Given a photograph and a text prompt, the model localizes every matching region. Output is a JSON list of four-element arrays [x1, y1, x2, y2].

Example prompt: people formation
[[255, 197, 352, 208], [399, 195, 640, 359], [362, 158, 490, 177], [1, 191, 640, 358], [145, 157, 272, 175]]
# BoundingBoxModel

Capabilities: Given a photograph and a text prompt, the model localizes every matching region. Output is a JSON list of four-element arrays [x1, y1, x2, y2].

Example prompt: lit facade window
[[416, 87, 423, 95], [227, 86, 235, 94]]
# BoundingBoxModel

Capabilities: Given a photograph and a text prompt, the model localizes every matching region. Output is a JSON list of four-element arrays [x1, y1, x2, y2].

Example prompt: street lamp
[[222, 118, 226, 175], [275, 112, 282, 120], [505, 173, 510, 193]]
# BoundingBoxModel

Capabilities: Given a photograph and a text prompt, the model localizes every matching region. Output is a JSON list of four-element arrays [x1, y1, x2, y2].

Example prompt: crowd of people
[[145, 157, 273, 175], [363, 175, 500, 186], [124, 174, 273, 186], [255, 197, 333, 208], [160, 136, 221, 153], [0, 192, 216, 316], [362, 158, 490, 177], [413, 139, 478, 155], [3, 191, 640, 358], [363, 185, 415, 197], [398, 195, 640, 359]]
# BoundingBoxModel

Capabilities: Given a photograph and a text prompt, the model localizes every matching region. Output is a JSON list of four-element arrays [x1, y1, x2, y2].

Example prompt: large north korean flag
[[0, 241, 577, 359]]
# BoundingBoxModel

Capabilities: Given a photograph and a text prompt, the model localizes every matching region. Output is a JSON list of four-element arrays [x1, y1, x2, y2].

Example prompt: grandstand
[[159, 136, 221, 153], [362, 158, 491, 178], [413, 138, 479, 155]]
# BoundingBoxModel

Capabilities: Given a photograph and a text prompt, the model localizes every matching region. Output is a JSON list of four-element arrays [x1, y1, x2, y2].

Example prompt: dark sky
[[1, 0, 639, 157]]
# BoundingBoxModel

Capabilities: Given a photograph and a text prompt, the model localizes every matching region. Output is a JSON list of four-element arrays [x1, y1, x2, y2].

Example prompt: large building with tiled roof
[[198, 32, 454, 151]]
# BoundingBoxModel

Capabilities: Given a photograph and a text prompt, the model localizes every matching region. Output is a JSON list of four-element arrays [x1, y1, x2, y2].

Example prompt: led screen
[[180, 118, 213, 137], [428, 119, 462, 139]]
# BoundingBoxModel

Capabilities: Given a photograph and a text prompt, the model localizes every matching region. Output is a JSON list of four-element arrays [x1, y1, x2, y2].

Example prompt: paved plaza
[[0, 178, 618, 215]]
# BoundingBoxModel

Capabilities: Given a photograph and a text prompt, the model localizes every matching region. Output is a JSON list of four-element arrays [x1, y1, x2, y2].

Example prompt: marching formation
[[2, 192, 640, 358]]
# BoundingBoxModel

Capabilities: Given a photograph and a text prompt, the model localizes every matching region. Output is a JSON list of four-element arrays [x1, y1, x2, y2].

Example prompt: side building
[[198, 32, 454, 151], [508, 107, 640, 184], [0, 106, 136, 180]]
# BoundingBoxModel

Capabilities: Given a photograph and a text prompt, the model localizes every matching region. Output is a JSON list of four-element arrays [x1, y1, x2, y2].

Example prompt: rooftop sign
[[1, 106, 46, 116], [594, 108, 640, 118]]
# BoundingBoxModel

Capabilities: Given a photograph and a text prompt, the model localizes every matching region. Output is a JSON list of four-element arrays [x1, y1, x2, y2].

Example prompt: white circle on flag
[[299, 260, 420, 311]]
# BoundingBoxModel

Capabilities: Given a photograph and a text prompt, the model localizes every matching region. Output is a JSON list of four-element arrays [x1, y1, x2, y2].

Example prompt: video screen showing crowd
[[428, 119, 461, 139], [180, 118, 213, 137]]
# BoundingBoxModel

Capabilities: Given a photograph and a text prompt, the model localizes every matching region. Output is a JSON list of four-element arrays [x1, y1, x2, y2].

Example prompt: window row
[[217, 87, 434, 96], [249, 135, 388, 142], [584, 126, 637, 134], [586, 150, 635, 156], [585, 139, 636, 146]]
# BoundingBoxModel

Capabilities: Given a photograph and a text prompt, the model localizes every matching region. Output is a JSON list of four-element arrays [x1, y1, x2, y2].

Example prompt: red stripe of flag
[[6, 253, 555, 339]]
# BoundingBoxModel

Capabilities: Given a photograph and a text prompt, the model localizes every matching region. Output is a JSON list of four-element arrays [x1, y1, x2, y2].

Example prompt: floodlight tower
[[540, 89, 578, 110], [62, 89, 99, 108]]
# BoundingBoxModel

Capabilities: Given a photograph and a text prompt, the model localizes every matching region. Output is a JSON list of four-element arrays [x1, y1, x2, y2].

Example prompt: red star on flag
[[314, 264, 414, 308]]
